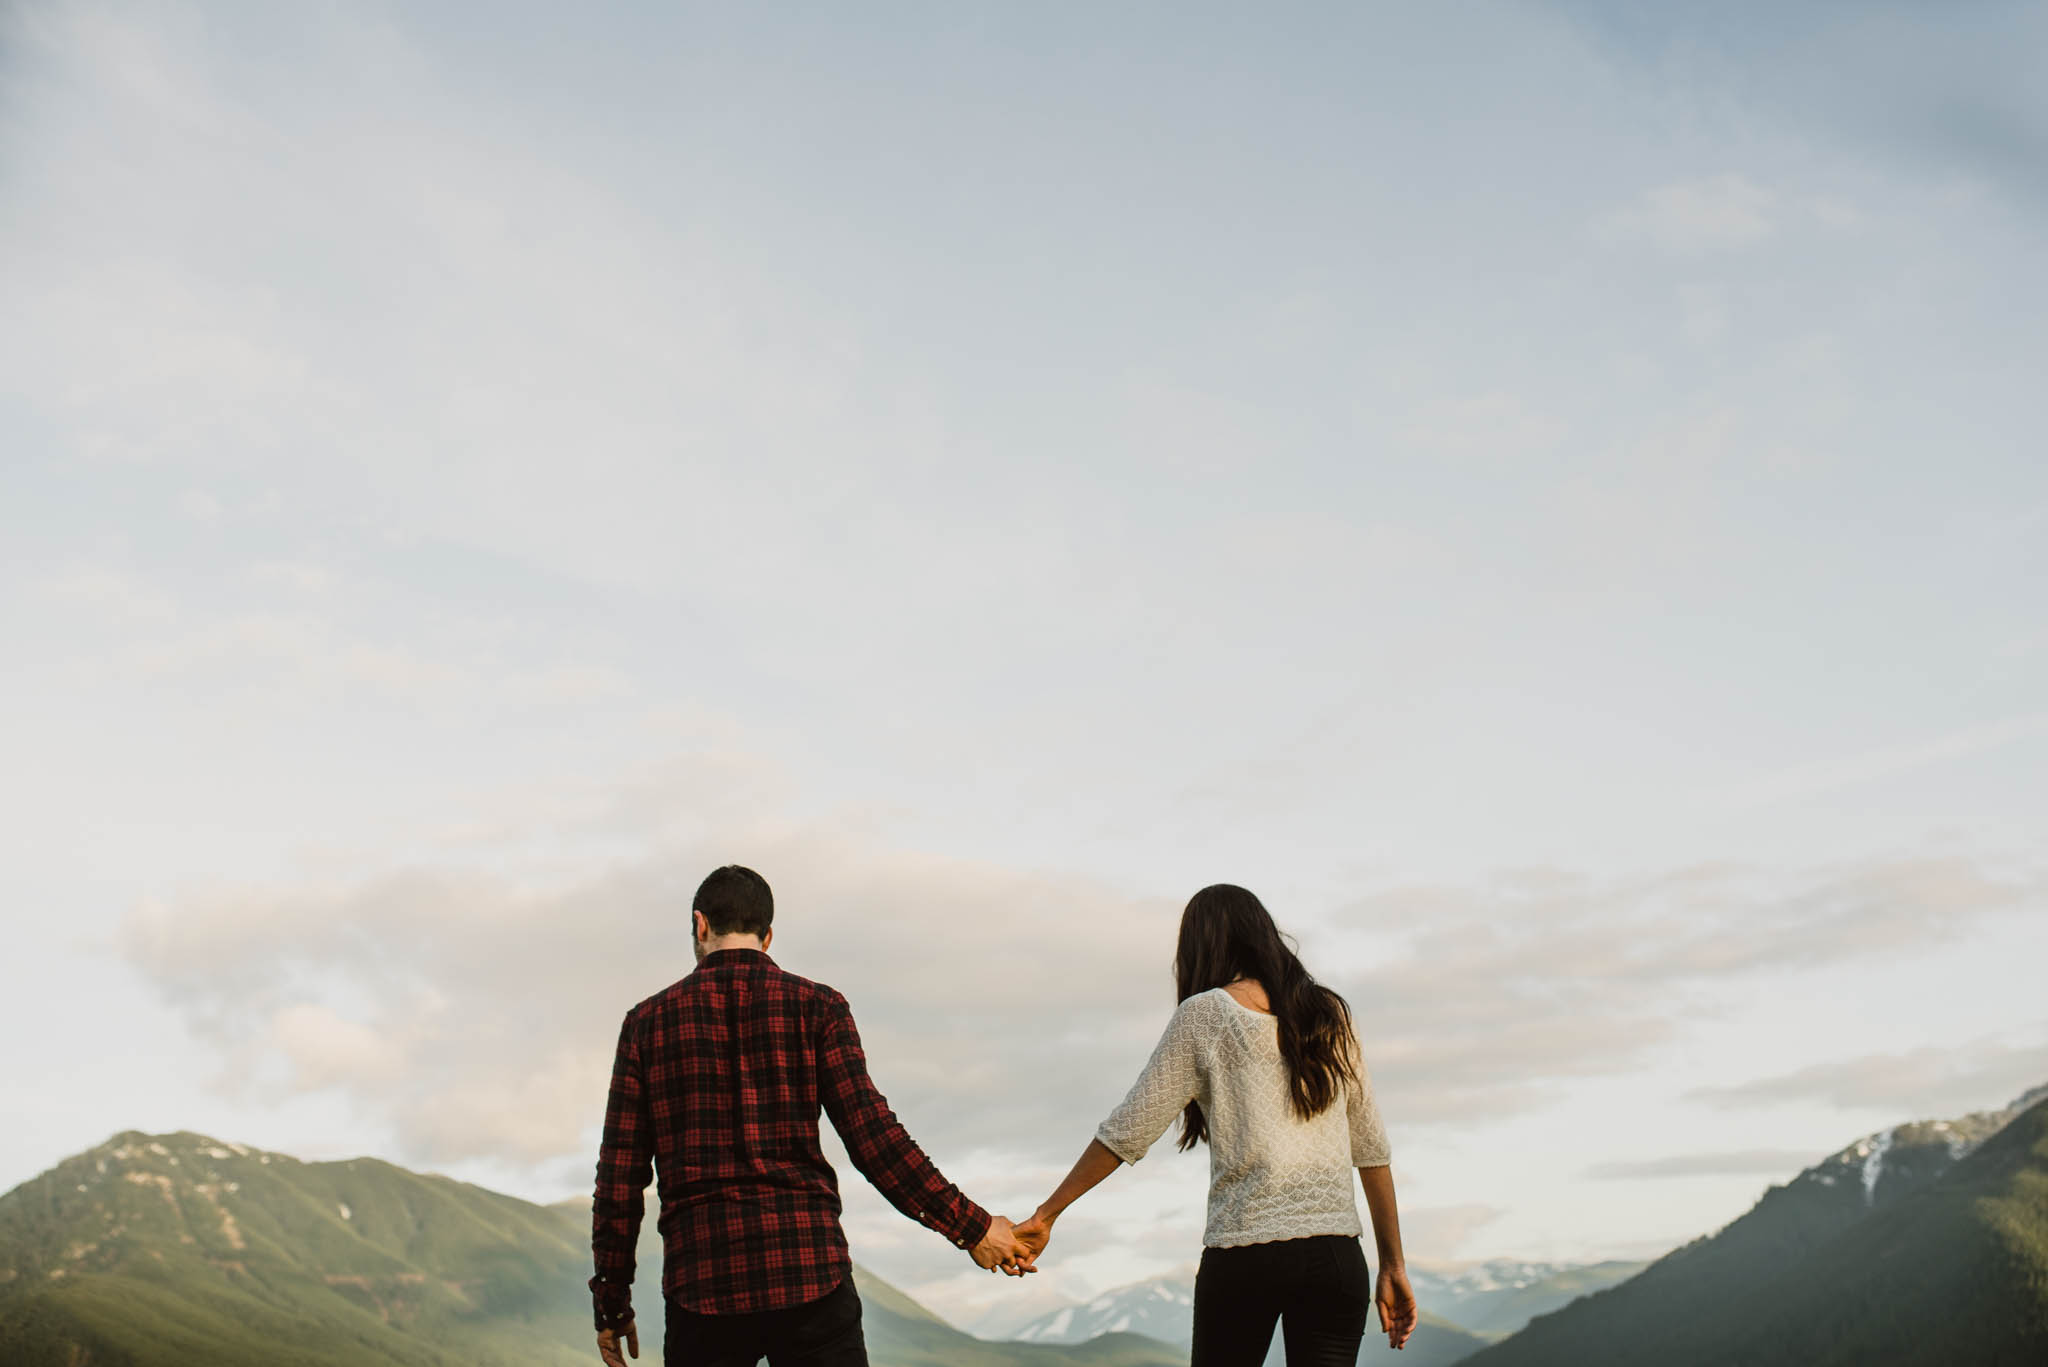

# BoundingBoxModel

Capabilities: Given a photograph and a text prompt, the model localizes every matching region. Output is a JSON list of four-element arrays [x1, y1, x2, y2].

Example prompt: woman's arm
[[1359, 1164, 1417, 1349], [1014, 1138, 1124, 1264], [1016, 999, 1207, 1266]]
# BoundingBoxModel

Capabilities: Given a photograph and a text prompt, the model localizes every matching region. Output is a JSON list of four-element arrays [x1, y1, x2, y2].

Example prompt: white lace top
[[1096, 988, 1392, 1248]]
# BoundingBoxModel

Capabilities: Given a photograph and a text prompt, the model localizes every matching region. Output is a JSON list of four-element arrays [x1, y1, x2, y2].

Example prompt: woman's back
[[1096, 987, 1390, 1248]]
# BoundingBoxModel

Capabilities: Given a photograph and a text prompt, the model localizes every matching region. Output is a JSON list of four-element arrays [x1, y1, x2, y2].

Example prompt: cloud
[[1325, 857, 2041, 1124], [41, 561, 637, 715], [1690, 1036, 2048, 1118], [1403, 1204, 1506, 1259], [270, 1003, 405, 1090], [1598, 176, 1777, 253], [1704, 712, 2048, 810], [36, 567, 181, 626], [115, 742, 2045, 1184], [117, 752, 1187, 1169], [1585, 1150, 1822, 1181]]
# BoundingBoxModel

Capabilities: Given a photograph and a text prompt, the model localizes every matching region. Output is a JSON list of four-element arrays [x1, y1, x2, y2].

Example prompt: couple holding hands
[[591, 868, 1417, 1367]]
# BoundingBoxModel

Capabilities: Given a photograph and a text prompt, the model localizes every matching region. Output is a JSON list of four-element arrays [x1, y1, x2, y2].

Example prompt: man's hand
[[1013, 1211, 1053, 1271], [597, 1321, 639, 1367], [1376, 1265, 1418, 1350], [970, 1215, 1036, 1276]]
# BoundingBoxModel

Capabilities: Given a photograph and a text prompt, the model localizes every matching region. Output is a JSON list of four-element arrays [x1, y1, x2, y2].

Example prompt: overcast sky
[[4, 0, 2046, 1328]]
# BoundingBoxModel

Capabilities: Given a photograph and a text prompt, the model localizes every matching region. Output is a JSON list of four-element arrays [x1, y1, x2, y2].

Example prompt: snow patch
[[1861, 1128, 1894, 1206]]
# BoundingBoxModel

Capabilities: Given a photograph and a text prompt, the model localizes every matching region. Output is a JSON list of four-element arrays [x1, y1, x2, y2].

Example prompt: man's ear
[[761, 927, 774, 952], [692, 909, 708, 942]]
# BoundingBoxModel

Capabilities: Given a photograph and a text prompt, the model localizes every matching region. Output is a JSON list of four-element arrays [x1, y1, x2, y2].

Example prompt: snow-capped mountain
[[961, 1283, 1082, 1341], [1775, 1084, 2033, 1214], [1007, 1261, 1499, 1366], [1411, 1259, 1611, 1300], [1012, 1266, 1198, 1348], [1407, 1259, 1648, 1336]]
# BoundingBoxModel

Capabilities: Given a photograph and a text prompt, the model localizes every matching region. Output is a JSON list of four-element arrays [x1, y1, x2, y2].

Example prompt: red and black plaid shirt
[[590, 948, 990, 1325]]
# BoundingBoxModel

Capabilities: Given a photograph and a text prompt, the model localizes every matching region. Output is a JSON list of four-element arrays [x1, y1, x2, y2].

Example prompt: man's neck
[[701, 934, 766, 957]]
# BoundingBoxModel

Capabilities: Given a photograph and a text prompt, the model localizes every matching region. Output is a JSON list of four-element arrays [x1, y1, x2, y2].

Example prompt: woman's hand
[[1020, 1138, 1124, 1270], [1013, 1210, 1054, 1270], [970, 1216, 1036, 1275], [1375, 1264, 1418, 1349]]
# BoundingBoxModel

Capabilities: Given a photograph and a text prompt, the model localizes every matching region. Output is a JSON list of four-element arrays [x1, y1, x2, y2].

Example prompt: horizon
[[5, 0, 2046, 1333]]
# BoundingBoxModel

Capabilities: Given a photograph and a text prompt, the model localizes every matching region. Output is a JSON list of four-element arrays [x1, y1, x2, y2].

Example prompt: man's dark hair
[[693, 865, 774, 938]]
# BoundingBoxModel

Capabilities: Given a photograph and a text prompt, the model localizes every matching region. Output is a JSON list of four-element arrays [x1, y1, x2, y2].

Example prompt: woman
[[1016, 885, 1417, 1364]]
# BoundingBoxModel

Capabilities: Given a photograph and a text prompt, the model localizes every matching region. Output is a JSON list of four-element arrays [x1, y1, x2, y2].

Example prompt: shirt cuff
[[1095, 1124, 1145, 1166], [948, 1200, 994, 1251], [589, 1274, 635, 1332]]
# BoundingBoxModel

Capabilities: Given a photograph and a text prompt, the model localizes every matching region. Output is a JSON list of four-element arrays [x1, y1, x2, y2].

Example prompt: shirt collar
[[698, 947, 770, 971]]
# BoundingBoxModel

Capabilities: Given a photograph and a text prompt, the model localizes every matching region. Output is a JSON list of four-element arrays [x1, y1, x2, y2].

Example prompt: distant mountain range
[[963, 1282, 1082, 1341], [1012, 1266, 1195, 1348], [1008, 1262, 1498, 1367], [0, 1132, 1178, 1367], [1464, 1084, 2048, 1367], [1404, 1259, 1648, 1337], [8, 1085, 2045, 1366]]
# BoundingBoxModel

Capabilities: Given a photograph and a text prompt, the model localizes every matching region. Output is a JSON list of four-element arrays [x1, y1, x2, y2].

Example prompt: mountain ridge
[[1465, 1086, 2048, 1367], [0, 1130, 1180, 1367]]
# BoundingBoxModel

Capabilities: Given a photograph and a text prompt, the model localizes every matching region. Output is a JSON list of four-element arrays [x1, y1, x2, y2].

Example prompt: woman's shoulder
[[1176, 988, 1266, 1035], [1167, 988, 1237, 1025]]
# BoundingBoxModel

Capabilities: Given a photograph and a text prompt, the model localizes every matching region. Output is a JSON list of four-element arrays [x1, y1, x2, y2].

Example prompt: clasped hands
[[969, 1210, 1054, 1276]]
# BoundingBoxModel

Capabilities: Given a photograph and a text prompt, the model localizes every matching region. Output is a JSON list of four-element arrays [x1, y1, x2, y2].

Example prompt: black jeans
[[1191, 1235, 1371, 1367], [664, 1277, 869, 1367]]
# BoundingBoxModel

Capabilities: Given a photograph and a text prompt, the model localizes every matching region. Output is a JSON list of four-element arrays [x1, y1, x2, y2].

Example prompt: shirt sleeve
[[1095, 997, 1206, 1165], [818, 997, 992, 1252], [589, 1009, 654, 1332], [1346, 1034, 1392, 1166]]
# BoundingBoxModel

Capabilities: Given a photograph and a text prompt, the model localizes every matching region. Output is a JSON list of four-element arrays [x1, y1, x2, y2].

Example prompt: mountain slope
[[0, 1131, 594, 1367], [1466, 1090, 2048, 1367], [0, 1132, 1179, 1367]]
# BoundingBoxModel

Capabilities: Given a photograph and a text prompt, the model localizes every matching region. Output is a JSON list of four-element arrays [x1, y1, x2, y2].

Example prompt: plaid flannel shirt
[[590, 949, 991, 1324]]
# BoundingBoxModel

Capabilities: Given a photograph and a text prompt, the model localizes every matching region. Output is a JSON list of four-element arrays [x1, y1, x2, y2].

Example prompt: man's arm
[[817, 998, 995, 1256], [590, 1010, 653, 1341]]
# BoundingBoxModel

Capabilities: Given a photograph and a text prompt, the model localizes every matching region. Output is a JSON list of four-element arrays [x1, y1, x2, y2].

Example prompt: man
[[590, 865, 1032, 1367]]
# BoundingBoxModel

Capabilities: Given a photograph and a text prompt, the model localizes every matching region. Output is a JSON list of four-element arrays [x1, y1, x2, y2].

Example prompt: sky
[[3, 0, 2046, 1330]]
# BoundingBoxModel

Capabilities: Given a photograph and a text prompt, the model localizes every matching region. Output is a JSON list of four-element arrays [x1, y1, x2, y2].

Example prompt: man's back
[[591, 948, 989, 1323]]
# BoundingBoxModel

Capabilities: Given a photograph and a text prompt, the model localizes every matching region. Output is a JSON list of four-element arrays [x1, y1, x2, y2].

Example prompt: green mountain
[[0, 1131, 1180, 1367], [1465, 1092, 2048, 1367]]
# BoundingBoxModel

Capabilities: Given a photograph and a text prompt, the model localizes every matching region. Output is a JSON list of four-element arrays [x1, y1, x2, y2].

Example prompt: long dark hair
[[1174, 884, 1358, 1150]]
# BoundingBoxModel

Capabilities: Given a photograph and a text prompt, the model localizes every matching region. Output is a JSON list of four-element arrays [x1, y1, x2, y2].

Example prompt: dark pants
[[1191, 1235, 1372, 1367], [664, 1277, 869, 1367]]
